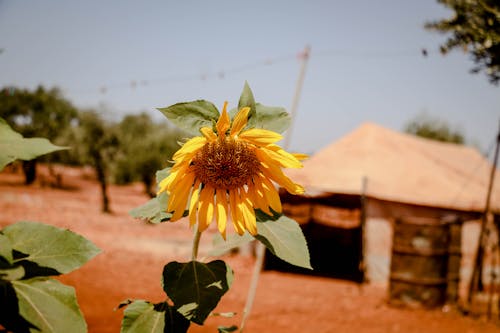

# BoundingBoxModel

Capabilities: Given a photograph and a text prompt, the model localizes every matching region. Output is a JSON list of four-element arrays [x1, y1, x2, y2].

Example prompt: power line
[[67, 47, 431, 96]]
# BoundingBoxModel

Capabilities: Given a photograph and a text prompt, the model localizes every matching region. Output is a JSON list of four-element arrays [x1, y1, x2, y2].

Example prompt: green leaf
[[0, 280, 38, 333], [156, 167, 171, 185], [208, 233, 253, 257], [157, 100, 219, 136], [3, 221, 100, 274], [121, 300, 164, 333], [0, 266, 25, 281], [120, 300, 191, 333], [12, 277, 87, 333], [129, 193, 172, 224], [237, 82, 257, 128], [255, 215, 312, 269], [253, 103, 291, 133], [0, 233, 13, 264], [162, 260, 233, 325], [0, 117, 68, 171]]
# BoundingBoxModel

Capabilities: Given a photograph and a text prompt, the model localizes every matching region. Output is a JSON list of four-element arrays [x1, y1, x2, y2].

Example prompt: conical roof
[[287, 122, 500, 213]]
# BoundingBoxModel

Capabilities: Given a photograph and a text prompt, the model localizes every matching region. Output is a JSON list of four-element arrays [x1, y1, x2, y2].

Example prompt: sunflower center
[[192, 138, 260, 189]]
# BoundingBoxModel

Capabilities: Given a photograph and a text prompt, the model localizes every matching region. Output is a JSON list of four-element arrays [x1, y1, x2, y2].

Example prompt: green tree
[[73, 110, 119, 213], [0, 86, 78, 184], [114, 113, 183, 197], [426, 0, 500, 84], [404, 113, 465, 144]]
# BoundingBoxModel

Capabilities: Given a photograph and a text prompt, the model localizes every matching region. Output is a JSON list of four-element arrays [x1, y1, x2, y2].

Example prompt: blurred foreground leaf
[[163, 260, 233, 325], [0, 117, 67, 171], [12, 278, 87, 333], [0, 233, 13, 264], [3, 221, 100, 274]]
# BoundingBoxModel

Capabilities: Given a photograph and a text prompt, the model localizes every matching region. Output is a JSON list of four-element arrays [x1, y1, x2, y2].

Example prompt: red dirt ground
[[1, 165, 499, 333]]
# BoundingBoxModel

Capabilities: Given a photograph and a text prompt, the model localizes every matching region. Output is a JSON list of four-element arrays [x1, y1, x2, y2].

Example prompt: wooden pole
[[283, 45, 311, 149], [239, 46, 311, 332], [467, 119, 500, 310]]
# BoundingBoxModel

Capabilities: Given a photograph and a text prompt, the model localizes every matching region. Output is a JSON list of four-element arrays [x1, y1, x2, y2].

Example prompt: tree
[[73, 110, 119, 213], [404, 113, 465, 144], [0, 86, 78, 184], [114, 113, 183, 197], [426, 0, 500, 84]]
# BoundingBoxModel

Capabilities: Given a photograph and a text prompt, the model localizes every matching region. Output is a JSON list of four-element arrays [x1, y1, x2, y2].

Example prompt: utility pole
[[283, 45, 311, 149], [239, 45, 311, 333], [467, 119, 500, 311]]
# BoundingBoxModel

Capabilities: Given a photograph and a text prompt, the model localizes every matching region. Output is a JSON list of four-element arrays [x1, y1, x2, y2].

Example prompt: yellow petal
[[215, 188, 229, 239], [239, 128, 283, 146], [264, 144, 304, 168], [292, 153, 309, 161], [240, 189, 257, 235], [189, 180, 201, 227], [229, 189, 245, 235], [258, 173, 282, 213], [158, 162, 190, 194], [216, 101, 230, 138], [260, 162, 305, 195], [200, 127, 217, 141], [158, 171, 176, 194], [255, 146, 302, 169], [173, 136, 206, 161], [230, 107, 250, 136], [198, 186, 214, 232], [168, 172, 195, 221], [248, 181, 272, 215]]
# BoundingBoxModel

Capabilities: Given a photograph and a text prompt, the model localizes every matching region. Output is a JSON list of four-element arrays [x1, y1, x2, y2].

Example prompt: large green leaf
[[253, 103, 291, 134], [157, 100, 219, 136], [0, 280, 37, 333], [255, 215, 312, 269], [162, 260, 233, 325], [0, 117, 68, 171], [0, 266, 25, 281], [0, 233, 13, 264], [3, 221, 100, 274], [12, 277, 87, 333]]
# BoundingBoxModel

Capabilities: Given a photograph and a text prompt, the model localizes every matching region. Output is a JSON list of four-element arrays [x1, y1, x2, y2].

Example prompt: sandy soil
[[1, 165, 499, 333]]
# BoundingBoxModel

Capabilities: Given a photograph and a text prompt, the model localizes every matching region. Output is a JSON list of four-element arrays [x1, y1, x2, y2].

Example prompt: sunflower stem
[[191, 228, 202, 261]]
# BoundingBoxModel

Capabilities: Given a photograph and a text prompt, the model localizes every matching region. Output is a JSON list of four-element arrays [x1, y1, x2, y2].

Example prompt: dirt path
[[1, 166, 499, 333]]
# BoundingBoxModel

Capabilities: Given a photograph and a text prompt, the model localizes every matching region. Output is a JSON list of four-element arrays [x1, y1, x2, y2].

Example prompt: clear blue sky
[[0, 1, 498, 156]]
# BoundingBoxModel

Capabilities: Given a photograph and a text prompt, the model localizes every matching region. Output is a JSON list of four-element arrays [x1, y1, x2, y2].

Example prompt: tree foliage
[[114, 113, 184, 197], [404, 113, 465, 144], [426, 0, 500, 84], [0, 86, 78, 184], [72, 110, 119, 212]]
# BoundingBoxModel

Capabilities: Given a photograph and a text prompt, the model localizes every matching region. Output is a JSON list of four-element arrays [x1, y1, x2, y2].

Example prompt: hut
[[267, 122, 500, 307]]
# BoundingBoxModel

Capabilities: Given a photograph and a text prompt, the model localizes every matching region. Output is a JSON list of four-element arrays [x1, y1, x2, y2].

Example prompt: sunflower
[[158, 102, 305, 238]]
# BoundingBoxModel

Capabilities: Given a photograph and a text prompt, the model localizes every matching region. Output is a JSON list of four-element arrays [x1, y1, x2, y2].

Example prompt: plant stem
[[191, 228, 202, 261]]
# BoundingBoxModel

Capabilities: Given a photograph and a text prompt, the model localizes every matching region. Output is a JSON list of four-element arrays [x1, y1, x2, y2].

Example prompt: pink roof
[[286, 122, 500, 213]]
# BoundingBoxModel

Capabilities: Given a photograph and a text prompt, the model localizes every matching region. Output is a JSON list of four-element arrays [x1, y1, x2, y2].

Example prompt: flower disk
[[192, 138, 260, 190], [158, 101, 306, 238]]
